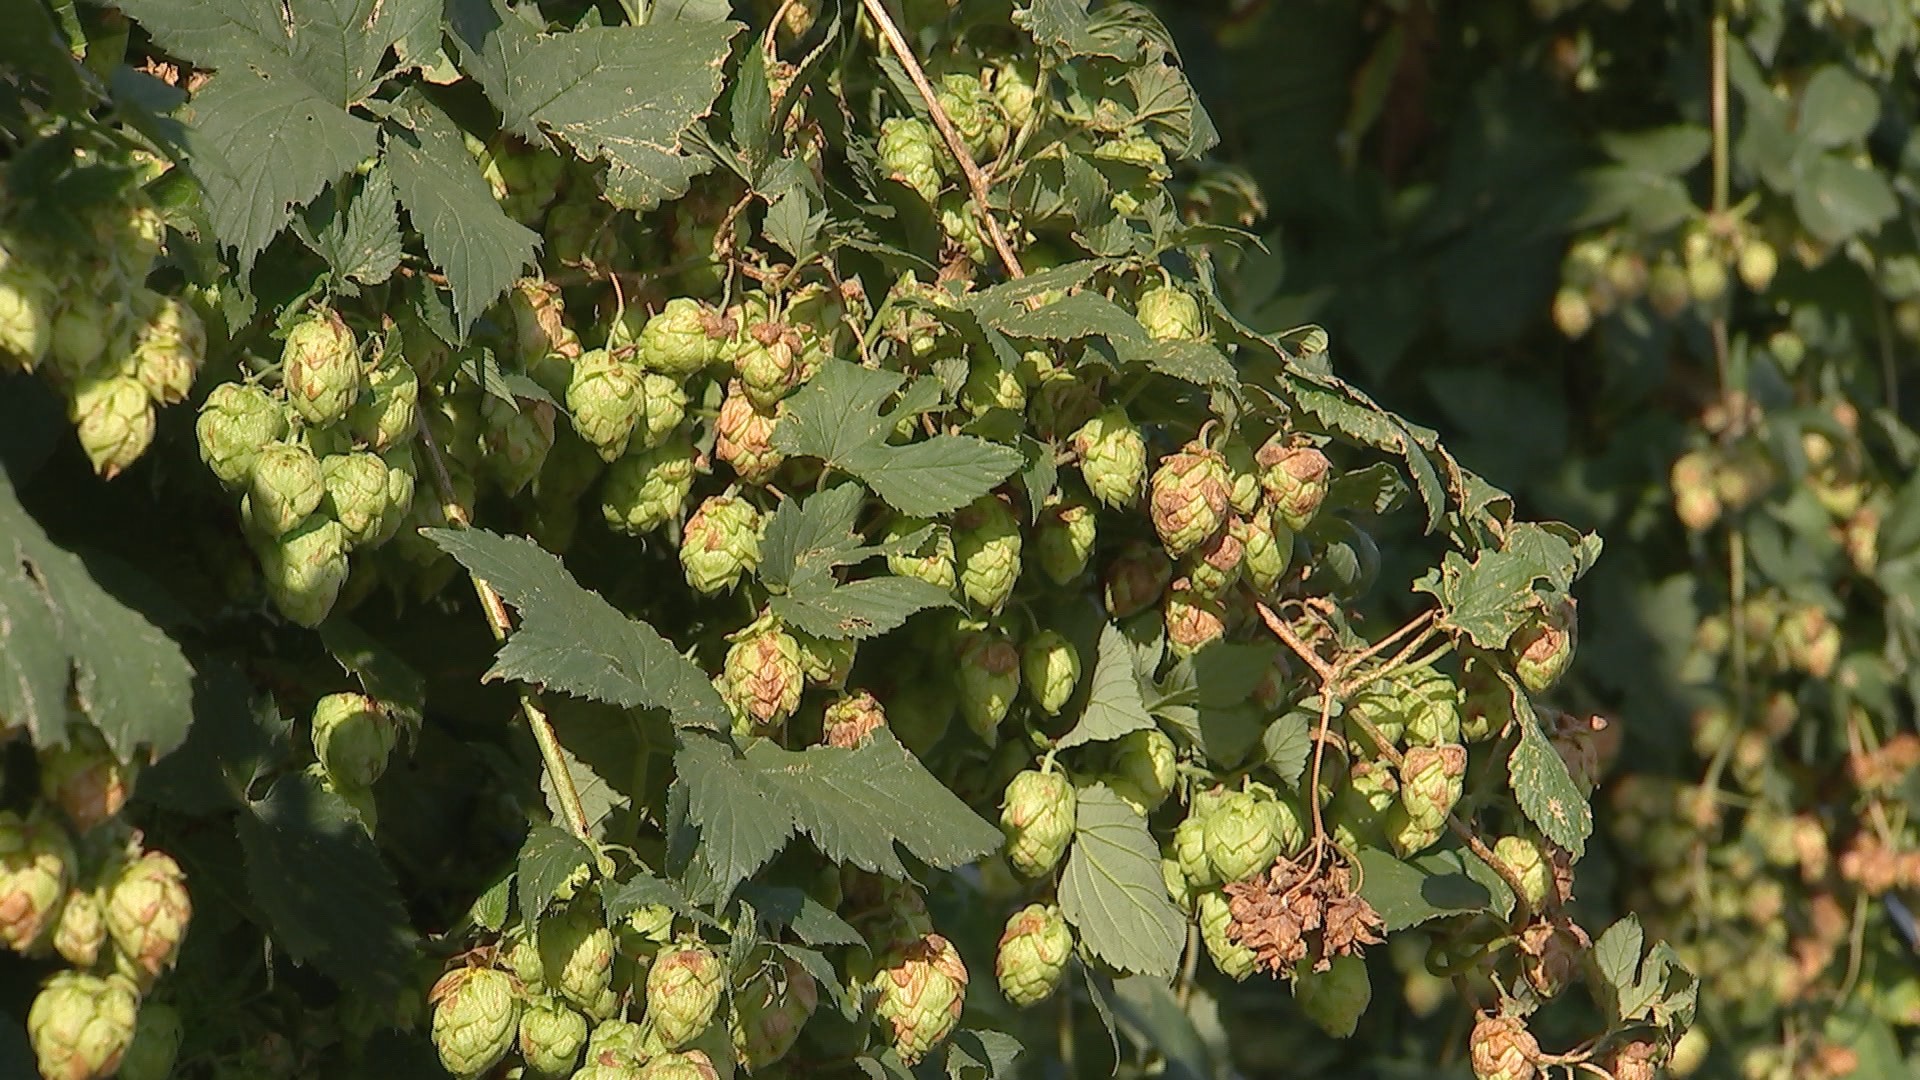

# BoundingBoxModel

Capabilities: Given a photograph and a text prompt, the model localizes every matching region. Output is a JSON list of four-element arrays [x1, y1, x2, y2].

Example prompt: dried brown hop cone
[[1224, 857, 1384, 976]]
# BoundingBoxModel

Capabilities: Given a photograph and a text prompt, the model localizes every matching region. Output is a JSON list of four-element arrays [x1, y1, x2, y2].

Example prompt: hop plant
[[1388, 745, 1468, 857], [1021, 630, 1081, 716], [736, 320, 804, 407], [1198, 889, 1257, 980], [721, 618, 805, 732], [680, 495, 762, 595], [196, 382, 290, 488], [636, 1049, 721, 1080], [1164, 578, 1227, 657], [1073, 407, 1147, 508], [885, 517, 957, 592], [878, 116, 944, 203], [1204, 790, 1287, 883], [601, 439, 696, 536], [567, 349, 647, 461], [50, 301, 113, 381], [1257, 440, 1332, 532], [27, 972, 138, 1080], [1001, 769, 1076, 877], [713, 380, 785, 484], [1035, 496, 1097, 584], [1240, 508, 1294, 595], [117, 1000, 182, 1080], [1511, 596, 1578, 694], [281, 310, 362, 426], [0, 811, 74, 953], [995, 903, 1072, 1007], [128, 296, 204, 405], [519, 997, 589, 1077], [729, 954, 818, 1071], [954, 494, 1023, 612], [480, 396, 556, 497], [1294, 955, 1371, 1038], [637, 372, 689, 451], [1183, 525, 1245, 599], [1150, 441, 1231, 557], [104, 850, 191, 985], [347, 345, 420, 451], [320, 452, 391, 550], [824, 690, 888, 748], [645, 942, 724, 1048], [256, 516, 349, 627], [1469, 1012, 1539, 1080], [1494, 834, 1552, 909], [538, 904, 616, 1017], [0, 267, 53, 368], [796, 630, 856, 689], [430, 967, 521, 1080], [934, 73, 1008, 159], [53, 888, 106, 968], [872, 932, 969, 1064], [1105, 541, 1172, 618], [247, 442, 326, 538], [310, 692, 397, 789], [1108, 728, 1177, 814], [69, 375, 155, 479], [39, 726, 134, 833], [638, 297, 725, 378], [956, 629, 1021, 739], [1136, 284, 1204, 341]]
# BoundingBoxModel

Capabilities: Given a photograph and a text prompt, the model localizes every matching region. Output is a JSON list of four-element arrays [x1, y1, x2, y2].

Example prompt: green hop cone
[[567, 349, 647, 462], [938, 192, 990, 265], [28, 972, 137, 1080], [430, 967, 521, 1080], [1511, 596, 1578, 694], [0, 811, 74, 954], [104, 851, 190, 985], [956, 630, 1022, 739], [824, 690, 888, 748], [954, 495, 1023, 612], [885, 517, 957, 592], [346, 342, 420, 451], [118, 1000, 182, 1080], [282, 310, 363, 426], [878, 116, 944, 203], [1198, 889, 1257, 981], [0, 268, 53, 369], [645, 942, 724, 1048], [1073, 407, 1147, 508], [40, 725, 134, 832], [480, 396, 556, 497], [960, 356, 1026, 416], [934, 73, 1008, 159], [247, 442, 326, 538], [1161, 857, 1193, 910], [1398, 666, 1464, 747], [69, 376, 155, 480], [1136, 284, 1204, 342], [1183, 524, 1245, 599], [519, 997, 588, 1077], [1164, 578, 1226, 658], [1224, 440, 1262, 515], [1022, 630, 1081, 716], [583, 1016, 647, 1071], [1150, 441, 1231, 557], [49, 299, 116, 382], [1257, 440, 1332, 532], [320, 452, 391, 550], [713, 380, 785, 485], [1204, 790, 1284, 883], [1000, 769, 1075, 877], [508, 279, 581, 398], [1174, 809, 1217, 889], [1493, 834, 1552, 910], [373, 446, 419, 548], [873, 932, 969, 1065], [539, 904, 616, 1017], [1469, 1012, 1540, 1080], [310, 692, 397, 789], [680, 495, 762, 595], [638, 297, 725, 378], [1329, 761, 1397, 852], [795, 630, 856, 689], [256, 516, 348, 626], [129, 296, 205, 405], [995, 903, 1071, 1007], [195, 383, 290, 488], [53, 888, 106, 968], [1386, 745, 1468, 857], [1108, 728, 1176, 814], [735, 321, 804, 407], [1105, 541, 1172, 618], [1035, 497, 1097, 585], [721, 619, 805, 732], [1294, 954, 1371, 1038], [990, 57, 1039, 129], [637, 1050, 721, 1080], [600, 439, 696, 536], [1240, 508, 1294, 595], [729, 954, 818, 1070], [637, 373, 689, 450]]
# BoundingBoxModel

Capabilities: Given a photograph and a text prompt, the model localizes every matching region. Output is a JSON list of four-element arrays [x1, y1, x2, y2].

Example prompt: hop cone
[[938, 192, 990, 265], [509, 279, 580, 397], [885, 517, 957, 592], [645, 942, 724, 1048], [1257, 440, 1332, 532], [1469, 1013, 1539, 1080], [70, 376, 155, 480], [104, 851, 190, 985], [1204, 790, 1283, 883], [1295, 955, 1371, 1038], [310, 692, 396, 789], [374, 447, 419, 547], [480, 396, 556, 497], [637, 372, 688, 450], [1000, 770, 1075, 877], [1399, 745, 1468, 831], [1136, 284, 1204, 342], [721, 620, 804, 732], [736, 321, 804, 407], [680, 495, 762, 595], [1183, 524, 1244, 599], [956, 630, 1021, 738], [1164, 579, 1226, 657], [39, 726, 133, 832], [282, 310, 362, 426], [257, 516, 348, 627], [1398, 666, 1464, 748], [567, 349, 647, 462], [1174, 811, 1216, 889], [129, 297, 204, 405], [28, 972, 137, 1080], [1198, 890, 1256, 981], [1162, 857, 1194, 910], [1073, 407, 1146, 508], [1224, 440, 1262, 515], [0, 810, 74, 952], [873, 932, 969, 1064], [934, 73, 1007, 158], [995, 903, 1071, 1007], [118, 1000, 182, 1080], [730, 955, 818, 1070], [54, 888, 106, 968], [583, 1017, 648, 1071], [247, 442, 326, 538], [196, 383, 289, 488], [1511, 596, 1578, 694], [638, 297, 724, 378], [637, 1050, 721, 1080], [1240, 508, 1294, 594], [1105, 542, 1172, 618], [960, 356, 1025, 415], [1149, 442, 1231, 557], [601, 440, 695, 536], [824, 691, 888, 749], [0, 268, 53, 368], [539, 905, 615, 1016], [1493, 835, 1552, 910], [954, 495, 1023, 612], [1330, 761, 1397, 852], [1108, 728, 1176, 814], [519, 997, 588, 1077], [878, 117, 944, 202], [1022, 631, 1081, 716], [1035, 497, 1096, 585], [48, 299, 114, 381], [430, 968, 521, 1080], [320, 452, 391, 550], [346, 344, 420, 452], [713, 380, 784, 484]]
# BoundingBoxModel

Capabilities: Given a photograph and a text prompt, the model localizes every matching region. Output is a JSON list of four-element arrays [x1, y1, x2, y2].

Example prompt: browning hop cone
[[873, 932, 968, 1064], [995, 903, 1072, 1007], [430, 967, 521, 1080], [645, 942, 723, 1048], [1149, 441, 1231, 557], [28, 972, 137, 1080], [103, 851, 190, 986]]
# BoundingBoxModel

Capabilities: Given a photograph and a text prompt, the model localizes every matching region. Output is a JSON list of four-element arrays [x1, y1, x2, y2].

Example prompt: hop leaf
[[117, 1001, 182, 1080]]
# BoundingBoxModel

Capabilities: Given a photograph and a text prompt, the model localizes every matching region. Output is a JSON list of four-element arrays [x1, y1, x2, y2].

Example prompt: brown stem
[[1256, 601, 1339, 682], [859, 0, 1025, 279]]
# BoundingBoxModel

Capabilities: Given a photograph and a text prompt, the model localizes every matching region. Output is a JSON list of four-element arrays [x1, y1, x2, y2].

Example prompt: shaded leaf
[[1059, 784, 1185, 977], [517, 823, 593, 924], [1055, 624, 1156, 750]]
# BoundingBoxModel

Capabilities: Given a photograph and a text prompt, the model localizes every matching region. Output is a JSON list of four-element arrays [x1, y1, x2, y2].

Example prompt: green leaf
[[772, 575, 955, 641], [425, 528, 730, 729], [0, 470, 193, 760], [446, 0, 737, 210], [237, 771, 419, 994], [743, 733, 1004, 877], [384, 92, 541, 335], [318, 620, 427, 729], [965, 290, 1144, 344], [470, 870, 513, 932], [1055, 625, 1156, 750], [0, 0, 96, 113], [757, 485, 954, 637], [737, 883, 862, 947], [298, 167, 403, 289], [601, 870, 694, 921], [946, 1030, 1024, 1079], [1798, 65, 1879, 148], [673, 731, 795, 899], [1412, 549, 1546, 650], [180, 67, 379, 274], [544, 735, 629, 838], [517, 823, 594, 924], [1356, 847, 1508, 932], [1260, 708, 1312, 789], [757, 484, 867, 590], [139, 662, 287, 815], [1112, 337, 1237, 388], [1506, 692, 1593, 856], [1058, 784, 1185, 977], [1595, 125, 1711, 174], [1793, 153, 1897, 243]]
